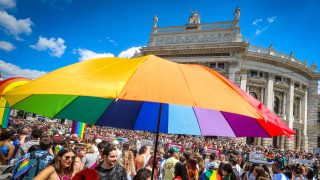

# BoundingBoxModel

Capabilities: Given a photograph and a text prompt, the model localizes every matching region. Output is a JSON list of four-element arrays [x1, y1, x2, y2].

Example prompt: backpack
[[12, 151, 51, 180]]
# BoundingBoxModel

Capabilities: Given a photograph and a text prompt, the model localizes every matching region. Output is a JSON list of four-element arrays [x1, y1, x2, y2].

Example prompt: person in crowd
[[34, 148, 76, 180], [111, 139, 123, 159], [95, 144, 127, 179], [243, 163, 259, 180], [0, 130, 15, 165], [135, 145, 151, 171], [292, 164, 305, 179], [122, 142, 136, 180], [12, 138, 54, 179], [202, 162, 221, 180], [133, 167, 152, 180], [187, 157, 199, 180], [229, 158, 241, 178], [82, 144, 99, 168], [163, 148, 179, 180], [221, 163, 238, 180], [15, 128, 42, 159], [262, 164, 271, 179], [204, 153, 219, 172], [197, 155, 205, 177], [173, 161, 188, 180], [27, 144, 41, 153], [272, 163, 288, 180], [253, 166, 268, 180], [146, 154, 161, 180]]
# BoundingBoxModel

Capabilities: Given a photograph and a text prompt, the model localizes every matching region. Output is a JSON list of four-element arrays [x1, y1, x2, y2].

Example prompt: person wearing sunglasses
[[35, 148, 76, 180]]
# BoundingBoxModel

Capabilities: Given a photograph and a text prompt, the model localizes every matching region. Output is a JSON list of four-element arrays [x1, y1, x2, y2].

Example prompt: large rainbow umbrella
[[0, 77, 31, 128], [1, 55, 293, 138]]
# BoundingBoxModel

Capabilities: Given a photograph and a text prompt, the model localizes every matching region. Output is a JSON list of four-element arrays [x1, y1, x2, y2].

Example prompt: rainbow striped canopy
[[0, 77, 31, 128], [2, 55, 293, 137]]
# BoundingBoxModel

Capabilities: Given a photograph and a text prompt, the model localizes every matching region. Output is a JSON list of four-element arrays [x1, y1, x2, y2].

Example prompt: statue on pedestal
[[153, 15, 158, 28], [189, 10, 200, 24], [234, 6, 240, 20]]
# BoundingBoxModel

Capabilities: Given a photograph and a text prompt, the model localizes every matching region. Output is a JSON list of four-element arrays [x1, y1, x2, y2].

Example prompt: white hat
[[95, 139, 102, 144], [111, 140, 119, 145]]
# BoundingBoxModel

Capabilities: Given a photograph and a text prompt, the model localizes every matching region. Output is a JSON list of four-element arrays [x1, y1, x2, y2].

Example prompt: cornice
[[245, 53, 320, 80]]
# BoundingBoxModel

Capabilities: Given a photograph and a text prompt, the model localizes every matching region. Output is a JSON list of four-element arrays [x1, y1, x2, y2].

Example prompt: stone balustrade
[[248, 46, 313, 70], [155, 21, 236, 34]]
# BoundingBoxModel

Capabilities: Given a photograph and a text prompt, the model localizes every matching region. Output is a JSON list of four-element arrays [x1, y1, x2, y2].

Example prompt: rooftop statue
[[234, 6, 240, 20], [189, 10, 200, 24]]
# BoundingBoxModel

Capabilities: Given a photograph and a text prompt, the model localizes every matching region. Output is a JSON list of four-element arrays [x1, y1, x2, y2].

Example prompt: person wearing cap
[[202, 162, 221, 180], [204, 153, 219, 173], [163, 148, 179, 180]]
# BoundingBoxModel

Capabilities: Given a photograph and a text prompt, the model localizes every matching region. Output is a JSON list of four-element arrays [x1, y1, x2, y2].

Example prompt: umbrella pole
[[151, 103, 162, 180]]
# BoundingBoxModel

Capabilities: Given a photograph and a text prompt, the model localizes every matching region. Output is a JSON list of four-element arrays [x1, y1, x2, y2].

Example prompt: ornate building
[[141, 7, 320, 152]]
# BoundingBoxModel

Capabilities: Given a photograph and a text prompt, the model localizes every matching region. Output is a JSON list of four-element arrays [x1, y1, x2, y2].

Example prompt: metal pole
[[151, 103, 162, 180]]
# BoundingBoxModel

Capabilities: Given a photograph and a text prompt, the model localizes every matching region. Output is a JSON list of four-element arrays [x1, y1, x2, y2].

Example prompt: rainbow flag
[[71, 121, 85, 140], [13, 158, 31, 179], [0, 77, 31, 128], [201, 170, 221, 180]]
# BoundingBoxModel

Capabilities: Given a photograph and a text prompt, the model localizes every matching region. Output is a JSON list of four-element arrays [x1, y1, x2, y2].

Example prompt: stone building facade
[[141, 7, 320, 152]]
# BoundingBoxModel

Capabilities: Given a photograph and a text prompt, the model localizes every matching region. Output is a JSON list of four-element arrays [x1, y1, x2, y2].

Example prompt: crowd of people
[[0, 117, 319, 180]]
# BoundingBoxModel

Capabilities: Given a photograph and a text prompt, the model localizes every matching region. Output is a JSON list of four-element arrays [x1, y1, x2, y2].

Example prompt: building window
[[274, 97, 280, 114], [217, 63, 225, 69], [258, 72, 263, 78], [249, 92, 258, 99], [318, 112, 320, 125], [318, 137, 320, 147], [250, 71, 258, 77], [209, 63, 216, 69], [275, 76, 283, 83], [293, 98, 300, 118]]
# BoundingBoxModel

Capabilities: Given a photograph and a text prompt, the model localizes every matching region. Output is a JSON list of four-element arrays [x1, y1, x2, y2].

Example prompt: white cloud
[[0, 40, 15, 52], [118, 46, 142, 58], [252, 19, 262, 25], [255, 26, 269, 36], [0, 11, 32, 40], [0, 59, 46, 79], [30, 36, 66, 58], [106, 36, 117, 46], [267, 16, 277, 23], [0, 0, 16, 9], [74, 48, 114, 61]]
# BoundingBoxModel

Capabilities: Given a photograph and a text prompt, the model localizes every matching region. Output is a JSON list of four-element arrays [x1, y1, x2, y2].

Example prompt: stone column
[[296, 130, 301, 150], [262, 73, 274, 147], [301, 90, 308, 150], [240, 70, 247, 91], [285, 80, 295, 149], [228, 63, 237, 83], [280, 135, 285, 149], [282, 93, 287, 120]]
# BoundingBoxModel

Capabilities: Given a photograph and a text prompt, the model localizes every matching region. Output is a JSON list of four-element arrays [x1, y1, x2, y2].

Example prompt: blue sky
[[0, 0, 319, 79]]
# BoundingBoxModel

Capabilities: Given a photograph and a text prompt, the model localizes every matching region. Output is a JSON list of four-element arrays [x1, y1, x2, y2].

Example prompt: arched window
[[249, 92, 257, 99], [274, 97, 280, 114]]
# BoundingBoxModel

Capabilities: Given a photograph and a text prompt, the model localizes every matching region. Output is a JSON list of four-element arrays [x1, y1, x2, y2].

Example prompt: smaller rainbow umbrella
[[0, 77, 30, 128]]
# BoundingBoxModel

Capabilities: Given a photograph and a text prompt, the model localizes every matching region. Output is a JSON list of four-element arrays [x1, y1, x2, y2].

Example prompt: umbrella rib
[[220, 112, 237, 137], [52, 95, 81, 120], [191, 107, 203, 136], [176, 64, 197, 107], [130, 101, 144, 130]]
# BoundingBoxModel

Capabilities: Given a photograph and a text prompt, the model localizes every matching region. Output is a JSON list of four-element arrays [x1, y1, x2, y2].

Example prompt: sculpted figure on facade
[[153, 15, 158, 28], [189, 10, 200, 24], [234, 6, 240, 20]]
